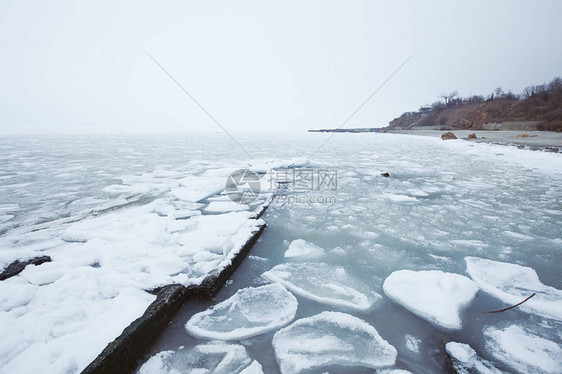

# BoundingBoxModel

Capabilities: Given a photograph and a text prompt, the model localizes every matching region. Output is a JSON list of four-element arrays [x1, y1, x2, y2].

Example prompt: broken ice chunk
[[484, 324, 562, 374], [137, 341, 258, 374], [445, 342, 504, 374], [283, 239, 325, 259], [382, 270, 478, 329], [465, 256, 562, 321], [262, 262, 382, 312], [272, 311, 397, 374], [185, 283, 297, 340]]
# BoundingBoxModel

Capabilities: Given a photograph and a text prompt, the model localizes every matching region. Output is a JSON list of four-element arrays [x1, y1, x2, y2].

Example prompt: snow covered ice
[[445, 342, 504, 374], [484, 324, 562, 374], [283, 239, 326, 259], [383, 270, 478, 329], [465, 256, 562, 321], [185, 283, 297, 340], [272, 311, 397, 373], [2, 133, 562, 373], [262, 262, 382, 312], [138, 341, 263, 374]]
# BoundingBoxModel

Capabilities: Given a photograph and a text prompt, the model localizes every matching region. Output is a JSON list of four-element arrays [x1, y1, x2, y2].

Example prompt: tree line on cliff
[[387, 77, 562, 132]]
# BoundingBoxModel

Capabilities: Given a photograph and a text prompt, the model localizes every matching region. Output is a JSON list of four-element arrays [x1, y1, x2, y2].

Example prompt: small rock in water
[[441, 132, 457, 140], [272, 311, 397, 374], [467, 133, 477, 139], [185, 283, 297, 340], [380, 172, 390, 177]]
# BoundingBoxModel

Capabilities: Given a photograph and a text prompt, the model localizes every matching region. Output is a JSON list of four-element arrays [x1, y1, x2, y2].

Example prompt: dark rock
[[441, 132, 457, 140], [0, 255, 51, 281], [467, 133, 477, 139], [380, 172, 390, 178]]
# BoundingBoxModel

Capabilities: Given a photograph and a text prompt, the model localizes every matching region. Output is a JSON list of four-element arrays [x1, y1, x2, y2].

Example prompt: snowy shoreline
[[388, 129, 562, 152]]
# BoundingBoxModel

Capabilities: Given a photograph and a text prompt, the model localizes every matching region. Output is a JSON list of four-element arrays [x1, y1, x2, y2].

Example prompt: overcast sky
[[1, 0, 561, 134]]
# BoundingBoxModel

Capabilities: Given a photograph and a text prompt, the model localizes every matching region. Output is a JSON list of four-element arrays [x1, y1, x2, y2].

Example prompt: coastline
[[387, 129, 562, 152]]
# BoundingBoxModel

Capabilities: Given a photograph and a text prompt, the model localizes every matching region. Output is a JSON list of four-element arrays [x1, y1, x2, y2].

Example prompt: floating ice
[[138, 341, 261, 374], [383, 270, 478, 329], [185, 283, 297, 340], [283, 239, 325, 259], [465, 257, 562, 320], [262, 262, 382, 312], [272, 311, 397, 374], [484, 324, 562, 374], [204, 201, 249, 213], [383, 193, 418, 202], [404, 335, 421, 353], [445, 342, 504, 374]]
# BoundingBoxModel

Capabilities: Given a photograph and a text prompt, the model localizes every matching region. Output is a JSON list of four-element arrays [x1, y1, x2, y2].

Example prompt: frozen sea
[[1, 133, 561, 374]]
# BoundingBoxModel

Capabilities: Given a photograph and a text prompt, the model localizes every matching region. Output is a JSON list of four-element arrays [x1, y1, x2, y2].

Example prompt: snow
[[138, 341, 262, 374], [404, 335, 420, 353], [204, 201, 249, 213], [445, 342, 504, 374], [272, 311, 397, 374], [283, 239, 325, 259], [185, 284, 297, 340], [484, 324, 562, 374], [465, 257, 562, 320], [262, 262, 382, 312], [383, 193, 418, 202], [0, 143, 271, 373], [383, 270, 478, 329], [2, 133, 562, 373]]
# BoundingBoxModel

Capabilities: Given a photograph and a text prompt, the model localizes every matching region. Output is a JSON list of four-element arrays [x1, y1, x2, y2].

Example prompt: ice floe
[[262, 262, 382, 312], [484, 324, 562, 374], [445, 342, 504, 374], [383, 270, 478, 329], [283, 239, 325, 259], [272, 311, 397, 373], [465, 257, 562, 320], [138, 341, 262, 374], [185, 283, 297, 340]]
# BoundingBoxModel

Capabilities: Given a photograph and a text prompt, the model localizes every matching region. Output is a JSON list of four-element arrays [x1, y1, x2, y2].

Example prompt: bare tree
[[439, 91, 458, 105]]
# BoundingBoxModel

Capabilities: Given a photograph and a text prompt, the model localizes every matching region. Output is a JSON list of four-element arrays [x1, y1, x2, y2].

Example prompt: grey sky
[[1, 0, 561, 134]]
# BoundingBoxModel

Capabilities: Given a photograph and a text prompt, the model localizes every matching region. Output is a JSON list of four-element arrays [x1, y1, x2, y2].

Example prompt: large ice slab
[[185, 283, 297, 340], [465, 257, 562, 320], [138, 341, 262, 374], [445, 342, 504, 374], [262, 262, 382, 312], [283, 239, 325, 259], [383, 270, 478, 329], [484, 324, 562, 374], [272, 311, 397, 374]]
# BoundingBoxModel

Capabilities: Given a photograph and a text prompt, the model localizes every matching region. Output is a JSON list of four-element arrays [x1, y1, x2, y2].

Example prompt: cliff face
[[387, 79, 562, 132]]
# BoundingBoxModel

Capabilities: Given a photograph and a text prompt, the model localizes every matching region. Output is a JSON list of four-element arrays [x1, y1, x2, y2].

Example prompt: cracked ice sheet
[[484, 324, 562, 374], [0, 200, 264, 374], [272, 311, 396, 374], [465, 257, 562, 321], [138, 341, 263, 374]]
